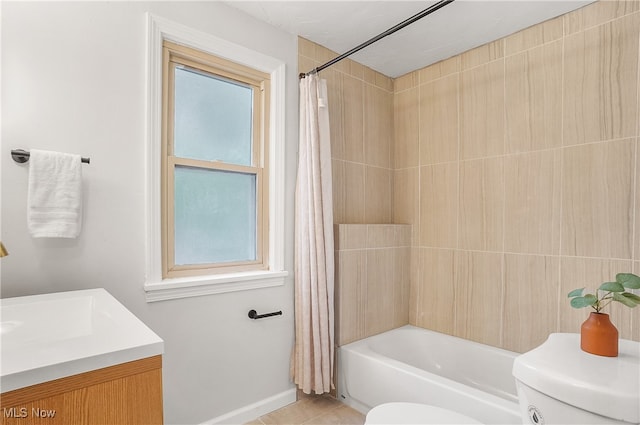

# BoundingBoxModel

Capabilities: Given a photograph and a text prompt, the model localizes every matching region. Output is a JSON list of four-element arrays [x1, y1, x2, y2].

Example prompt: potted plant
[[568, 273, 640, 357]]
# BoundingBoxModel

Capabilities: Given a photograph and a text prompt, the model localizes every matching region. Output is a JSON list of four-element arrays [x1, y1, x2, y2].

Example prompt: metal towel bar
[[11, 149, 90, 164], [248, 309, 282, 320]]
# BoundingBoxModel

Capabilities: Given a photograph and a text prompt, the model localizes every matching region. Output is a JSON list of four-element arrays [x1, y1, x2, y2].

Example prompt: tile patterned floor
[[245, 393, 365, 425]]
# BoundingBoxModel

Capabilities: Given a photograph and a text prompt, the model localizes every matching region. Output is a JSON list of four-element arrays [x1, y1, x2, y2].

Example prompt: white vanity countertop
[[0, 288, 164, 392]]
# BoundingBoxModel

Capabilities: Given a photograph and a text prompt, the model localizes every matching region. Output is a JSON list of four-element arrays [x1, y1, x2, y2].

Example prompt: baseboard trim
[[200, 387, 297, 425]]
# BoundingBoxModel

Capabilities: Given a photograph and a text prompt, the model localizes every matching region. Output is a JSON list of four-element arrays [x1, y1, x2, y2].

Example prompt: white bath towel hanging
[[27, 149, 83, 238]]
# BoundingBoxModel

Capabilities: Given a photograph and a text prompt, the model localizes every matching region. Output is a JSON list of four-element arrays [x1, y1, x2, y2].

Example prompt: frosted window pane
[[174, 67, 253, 166], [174, 166, 256, 265]]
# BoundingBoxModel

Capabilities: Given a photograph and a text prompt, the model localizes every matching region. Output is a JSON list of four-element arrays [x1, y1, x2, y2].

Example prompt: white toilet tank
[[513, 333, 640, 425]]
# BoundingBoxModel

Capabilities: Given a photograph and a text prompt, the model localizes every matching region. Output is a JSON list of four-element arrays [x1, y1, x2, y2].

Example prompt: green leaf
[[622, 292, 640, 301], [570, 295, 596, 308], [612, 292, 638, 307], [584, 294, 597, 304], [617, 273, 640, 289], [599, 281, 625, 292], [567, 288, 584, 298], [621, 292, 640, 305]]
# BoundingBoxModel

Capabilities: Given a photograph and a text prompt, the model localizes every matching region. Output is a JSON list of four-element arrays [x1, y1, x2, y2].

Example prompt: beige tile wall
[[334, 224, 411, 346], [299, 0, 640, 354], [299, 39, 394, 224], [396, 0, 640, 353]]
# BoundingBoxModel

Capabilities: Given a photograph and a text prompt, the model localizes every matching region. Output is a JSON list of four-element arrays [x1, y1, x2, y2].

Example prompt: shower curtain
[[292, 74, 335, 394]]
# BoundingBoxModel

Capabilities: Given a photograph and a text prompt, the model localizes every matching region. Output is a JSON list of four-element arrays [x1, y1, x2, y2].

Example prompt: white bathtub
[[338, 325, 521, 424]]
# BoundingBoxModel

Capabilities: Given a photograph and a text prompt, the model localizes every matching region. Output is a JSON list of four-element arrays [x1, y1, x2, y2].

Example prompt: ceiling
[[227, 0, 594, 78]]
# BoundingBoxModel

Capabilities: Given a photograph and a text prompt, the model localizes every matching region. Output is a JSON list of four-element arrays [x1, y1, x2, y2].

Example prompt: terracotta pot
[[580, 312, 618, 357]]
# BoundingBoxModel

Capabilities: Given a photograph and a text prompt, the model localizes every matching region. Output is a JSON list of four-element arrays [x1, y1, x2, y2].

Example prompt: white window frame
[[144, 14, 287, 302]]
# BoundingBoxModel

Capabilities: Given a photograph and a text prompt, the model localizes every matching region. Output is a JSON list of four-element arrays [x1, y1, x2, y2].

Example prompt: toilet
[[365, 402, 482, 424], [513, 333, 640, 424]]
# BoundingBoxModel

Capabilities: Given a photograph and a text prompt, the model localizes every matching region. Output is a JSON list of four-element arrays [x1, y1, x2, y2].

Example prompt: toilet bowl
[[365, 402, 482, 424]]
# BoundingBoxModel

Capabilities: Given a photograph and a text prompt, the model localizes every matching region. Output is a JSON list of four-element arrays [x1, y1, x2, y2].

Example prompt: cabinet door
[[1, 356, 163, 425]]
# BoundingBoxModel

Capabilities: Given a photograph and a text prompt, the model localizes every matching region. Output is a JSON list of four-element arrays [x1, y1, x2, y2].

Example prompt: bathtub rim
[[337, 324, 521, 420]]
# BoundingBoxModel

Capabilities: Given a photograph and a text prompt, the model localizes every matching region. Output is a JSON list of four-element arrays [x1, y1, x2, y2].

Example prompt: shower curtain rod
[[299, 0, 455, 79]]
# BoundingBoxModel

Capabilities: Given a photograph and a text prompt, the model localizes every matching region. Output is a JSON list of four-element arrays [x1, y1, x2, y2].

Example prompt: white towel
[[27, 149, 83, 238]]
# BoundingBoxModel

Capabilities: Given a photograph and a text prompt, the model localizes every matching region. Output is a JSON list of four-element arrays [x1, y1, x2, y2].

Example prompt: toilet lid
[[365, 402, 483, 424]]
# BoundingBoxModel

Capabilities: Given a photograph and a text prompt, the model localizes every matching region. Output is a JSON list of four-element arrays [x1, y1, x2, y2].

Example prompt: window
[[162, 41, 270, 278], [145, 14, 287, 302]]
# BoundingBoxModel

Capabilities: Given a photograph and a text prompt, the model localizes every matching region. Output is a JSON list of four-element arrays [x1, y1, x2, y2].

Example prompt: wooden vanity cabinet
[[0, 355, 163, 425]]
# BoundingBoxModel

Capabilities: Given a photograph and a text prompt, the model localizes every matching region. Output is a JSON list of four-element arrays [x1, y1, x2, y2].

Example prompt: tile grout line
[[453, 64, 461, 334], [500, 42, 507, 349], [298, 400, 348, 425], [632, 10, 640, 268], [556, 16, 566, 334]]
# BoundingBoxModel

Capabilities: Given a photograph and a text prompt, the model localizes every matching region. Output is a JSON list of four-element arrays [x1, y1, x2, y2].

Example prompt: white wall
[[0, 2, 298, 423]]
